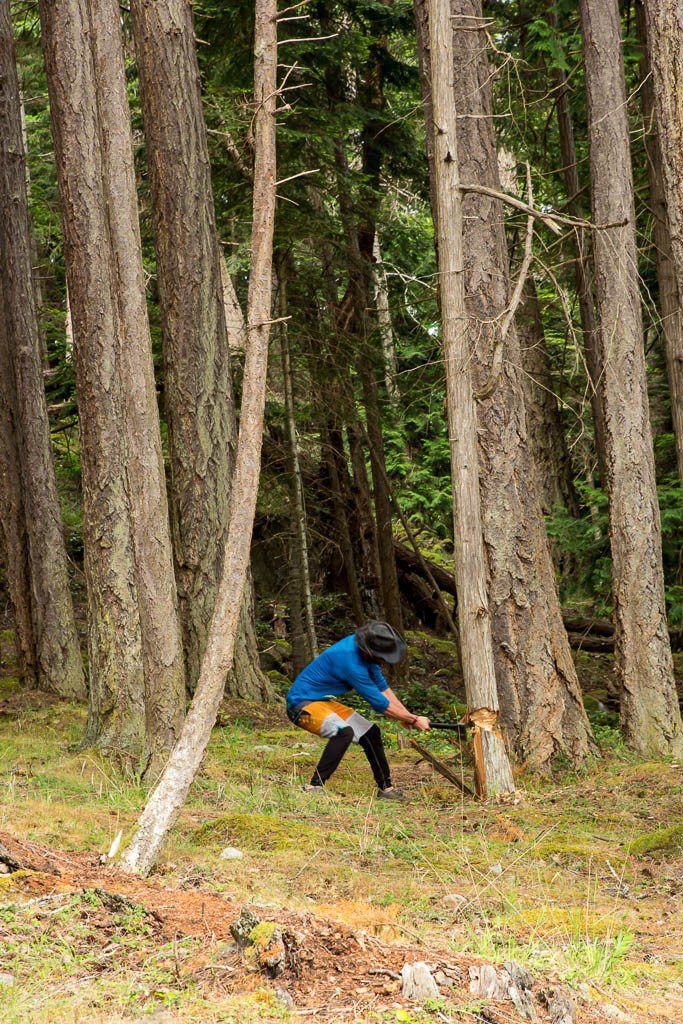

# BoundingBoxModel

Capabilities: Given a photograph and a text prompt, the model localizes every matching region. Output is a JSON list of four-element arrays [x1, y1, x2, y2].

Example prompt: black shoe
[[377, 786, 410, 802]]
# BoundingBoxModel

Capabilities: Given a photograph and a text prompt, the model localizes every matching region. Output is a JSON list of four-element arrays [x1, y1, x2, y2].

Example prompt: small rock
[[434, 970, 455, 988], [0, 972, 15, 987], [254, 745, 276, 752], [443, 892, 467, 909], [402, 962, 440, 1003], [0, 863, 10, 874], [220, 847, 244, 861], [273, 985, 295, 1008], [490, 862, 503, 876], [601, 1003, 631, 1021]]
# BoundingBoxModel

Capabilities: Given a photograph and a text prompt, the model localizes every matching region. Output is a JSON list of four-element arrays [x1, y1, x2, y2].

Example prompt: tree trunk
[[427, 0, 514, 798], [322, 420, 365, 624], [0, 0, 84, 699], [120, 0, 277, 877], [333, 137, 404, 638], [18, 90, 48, 365], [130, 0, 270, 701], [89, 0, 186, 764], [517, 277, 580, 515], [347, 419, 383, 617], [372, 234, 400, 405], [39, 0, 146, 752], [0, 289, 36, 685], [580, 0, 682, 757], [551, 5, 608, 482], [277, 258, 318, 669], [415, 0, 593, 767], [637, 0, 683, 481]]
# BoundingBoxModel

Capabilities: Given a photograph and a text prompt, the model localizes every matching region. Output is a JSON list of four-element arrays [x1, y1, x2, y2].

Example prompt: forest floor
[[0, 634, 681, 1024]]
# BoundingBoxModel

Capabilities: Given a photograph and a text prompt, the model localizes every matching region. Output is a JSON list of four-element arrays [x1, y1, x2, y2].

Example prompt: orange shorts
[[287, 699, 374, 743]]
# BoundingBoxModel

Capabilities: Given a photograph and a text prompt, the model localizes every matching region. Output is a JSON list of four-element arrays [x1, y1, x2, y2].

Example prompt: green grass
[[1, 676, 682, 1023]]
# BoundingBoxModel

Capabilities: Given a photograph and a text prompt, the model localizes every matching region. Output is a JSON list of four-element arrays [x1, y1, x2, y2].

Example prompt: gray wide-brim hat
[[355, 621, 407, 664]]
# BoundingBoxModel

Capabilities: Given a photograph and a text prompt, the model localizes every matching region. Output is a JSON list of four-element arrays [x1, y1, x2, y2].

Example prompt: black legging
[[310, 723, 392, 790]]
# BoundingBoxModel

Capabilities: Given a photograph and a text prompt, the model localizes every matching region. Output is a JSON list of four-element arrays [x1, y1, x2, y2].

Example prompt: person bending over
[[286, 621, 430, 800]]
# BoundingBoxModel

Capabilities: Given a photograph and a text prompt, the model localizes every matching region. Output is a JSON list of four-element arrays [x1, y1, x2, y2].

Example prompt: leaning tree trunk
[[130, 0, 270, 701], [427, 0, 514, 798], [0, 0, 84, 700], [0, 290, 36, 685], [637, 0, 683, 481], [120, 0, 277, 877], [89, 0, 186, 765], [415, 0, 593, 767], [277, 258, 318, 669], [580, 0, 682, 758], [39, 0, 146, 753]]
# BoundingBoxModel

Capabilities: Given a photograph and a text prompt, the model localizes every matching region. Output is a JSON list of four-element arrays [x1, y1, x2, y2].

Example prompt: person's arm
[[382, 688, 430, 731]]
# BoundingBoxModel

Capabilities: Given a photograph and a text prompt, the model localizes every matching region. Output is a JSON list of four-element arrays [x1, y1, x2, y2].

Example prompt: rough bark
[[551, 5, 608, 482], [120, 0, 277, 876], [89, 0, 186, 763], [415, 0, 593, 767], [130, 0, 269, 701], [39, 0, 146, 752], [0, 287, 36, 684], [0, 0, 84, 699], [637, 0, 683, 480], [427, 0, 514, 798], [580, 0, 682, 757], [517, 278, 580, 515]]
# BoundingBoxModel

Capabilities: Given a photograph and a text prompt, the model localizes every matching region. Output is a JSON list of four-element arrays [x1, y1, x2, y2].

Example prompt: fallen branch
[[409, 737, 475, 797]]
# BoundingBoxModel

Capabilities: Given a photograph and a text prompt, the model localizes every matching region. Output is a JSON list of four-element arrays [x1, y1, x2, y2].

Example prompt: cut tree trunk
[[130, 0, 270, 702], [0, 0, 84, 699], [580, 0, 683, 758], [39, 0, 146, 753], [89, 0, 186, 765], [120, 0, 277, 877], [637, 0, 683, 481], [426, 0, 514, 798], [415, 0, 593, 767]]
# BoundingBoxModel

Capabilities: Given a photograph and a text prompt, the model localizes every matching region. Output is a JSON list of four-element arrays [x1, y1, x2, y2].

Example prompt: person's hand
[[413, 715, 430, 732]]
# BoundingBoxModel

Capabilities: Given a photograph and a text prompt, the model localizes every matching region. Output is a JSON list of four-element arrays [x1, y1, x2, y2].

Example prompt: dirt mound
[[0, 829, 616, 1021]]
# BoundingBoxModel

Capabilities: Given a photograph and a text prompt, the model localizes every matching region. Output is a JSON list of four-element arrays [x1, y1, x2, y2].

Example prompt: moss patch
[[191, 812, 325, 853], [627, 824, 683, 858]]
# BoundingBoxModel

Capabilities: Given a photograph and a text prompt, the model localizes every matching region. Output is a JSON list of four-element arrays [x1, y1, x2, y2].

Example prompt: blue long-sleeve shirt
[[286, 634, 391, 714]]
